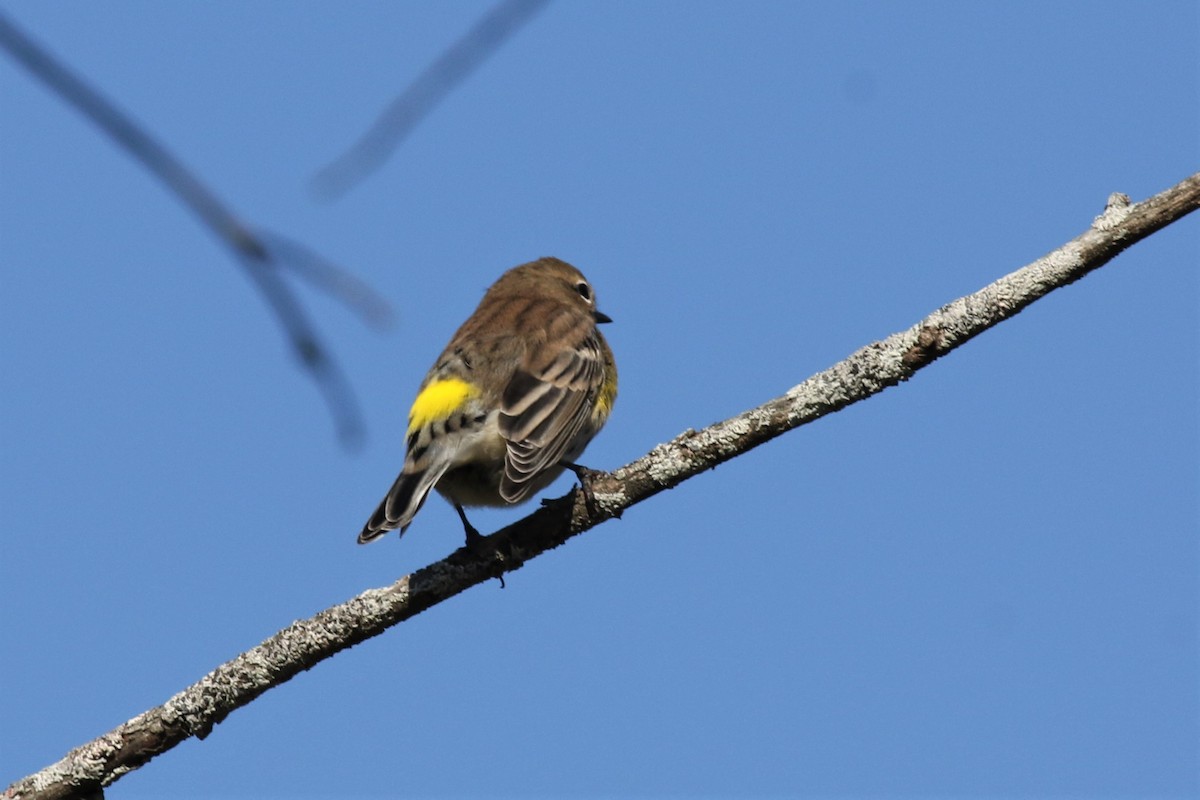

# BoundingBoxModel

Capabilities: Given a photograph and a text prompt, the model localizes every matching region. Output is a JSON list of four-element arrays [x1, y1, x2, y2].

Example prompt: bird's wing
[[498, 334, 603, 503]]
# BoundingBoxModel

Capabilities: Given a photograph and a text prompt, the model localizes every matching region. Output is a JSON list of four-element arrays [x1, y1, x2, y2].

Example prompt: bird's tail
[[357, 463, 447, 544]]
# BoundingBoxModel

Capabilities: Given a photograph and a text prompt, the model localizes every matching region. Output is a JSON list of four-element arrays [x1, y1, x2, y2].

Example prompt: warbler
[[359, 257, 617, 544]]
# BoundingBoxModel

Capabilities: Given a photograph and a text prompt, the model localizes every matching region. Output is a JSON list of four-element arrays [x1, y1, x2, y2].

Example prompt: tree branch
[[312, 0, 551, 199], [6, 173, 1197, 800], [0, 12, 390, 447]]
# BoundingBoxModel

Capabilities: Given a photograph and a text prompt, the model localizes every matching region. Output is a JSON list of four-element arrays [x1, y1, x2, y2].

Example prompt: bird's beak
[[593, 310, 613, 324]]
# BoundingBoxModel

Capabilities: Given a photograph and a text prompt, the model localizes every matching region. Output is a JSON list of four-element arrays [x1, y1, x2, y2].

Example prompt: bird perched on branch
[[359, 257, 617, 545]]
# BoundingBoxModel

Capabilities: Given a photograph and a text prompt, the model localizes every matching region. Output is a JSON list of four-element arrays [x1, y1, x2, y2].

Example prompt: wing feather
[[498, 331, 603, 502]]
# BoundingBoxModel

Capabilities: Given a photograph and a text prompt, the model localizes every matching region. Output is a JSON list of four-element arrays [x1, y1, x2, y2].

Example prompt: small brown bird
[[359, 257, 617, 544]]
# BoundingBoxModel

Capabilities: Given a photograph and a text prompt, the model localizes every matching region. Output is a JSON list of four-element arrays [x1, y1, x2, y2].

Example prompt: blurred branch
[[0, 11, 391, 447], [312, 0, 550, 199], [5, 173, 1198, 800]]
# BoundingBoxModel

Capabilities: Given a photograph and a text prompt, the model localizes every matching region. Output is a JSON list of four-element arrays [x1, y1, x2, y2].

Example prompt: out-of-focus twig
[[255, 231, 392, 330], [0, 11, 392, 447], [313, 0, 550, 200]]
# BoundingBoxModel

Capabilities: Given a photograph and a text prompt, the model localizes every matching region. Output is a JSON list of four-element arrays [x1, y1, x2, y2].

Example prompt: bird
[[359, 257, 617, 545]]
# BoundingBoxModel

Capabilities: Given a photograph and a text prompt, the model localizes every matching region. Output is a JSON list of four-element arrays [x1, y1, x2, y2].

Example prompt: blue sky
[[2, 2, 1197, 797]]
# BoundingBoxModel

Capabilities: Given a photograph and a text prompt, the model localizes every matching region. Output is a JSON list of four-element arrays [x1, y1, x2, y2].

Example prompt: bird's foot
[[561, 461, 602, 518]]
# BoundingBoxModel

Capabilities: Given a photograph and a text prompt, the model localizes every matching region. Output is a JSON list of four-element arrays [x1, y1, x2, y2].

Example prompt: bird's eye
[[575, 281, 593, 303]]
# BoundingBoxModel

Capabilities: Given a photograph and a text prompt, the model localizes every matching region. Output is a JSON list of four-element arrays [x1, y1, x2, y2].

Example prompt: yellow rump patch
[[408, 378, 477, 435], [595, 368, 618, 420]]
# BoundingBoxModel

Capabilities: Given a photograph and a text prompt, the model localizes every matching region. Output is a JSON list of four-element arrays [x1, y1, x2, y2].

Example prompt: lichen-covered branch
[[6, 173, 1197, 800]]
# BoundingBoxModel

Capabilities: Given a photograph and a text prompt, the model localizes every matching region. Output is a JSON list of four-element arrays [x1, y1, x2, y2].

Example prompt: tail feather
[[357, 464, 447, 544]]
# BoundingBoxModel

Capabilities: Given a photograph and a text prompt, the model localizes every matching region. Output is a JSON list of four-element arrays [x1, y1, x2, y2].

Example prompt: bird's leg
[[456, 504, 507, 588], [560, 461, 601, 518], [455, 504, 484, 546]]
